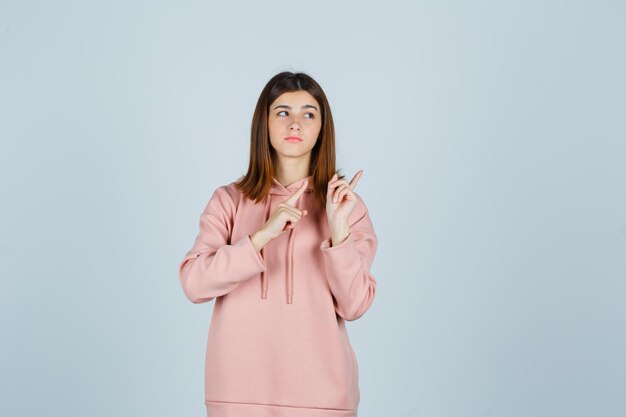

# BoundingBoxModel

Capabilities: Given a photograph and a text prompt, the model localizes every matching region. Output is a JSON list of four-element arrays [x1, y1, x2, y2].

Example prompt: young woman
[[178, 71, 378, 417]]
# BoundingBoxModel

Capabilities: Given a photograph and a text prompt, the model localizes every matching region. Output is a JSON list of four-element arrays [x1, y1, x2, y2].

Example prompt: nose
[[289, 120, 301, 131]]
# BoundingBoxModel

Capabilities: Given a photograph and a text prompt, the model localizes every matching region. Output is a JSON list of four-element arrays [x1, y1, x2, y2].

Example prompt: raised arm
[[320, 196, 378, 321], [178, 187, 266, 304]]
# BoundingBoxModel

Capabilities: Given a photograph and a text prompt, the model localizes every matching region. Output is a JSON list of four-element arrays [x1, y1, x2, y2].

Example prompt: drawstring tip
[[287, 295, 292, 304], [261, 289, 267, 299]]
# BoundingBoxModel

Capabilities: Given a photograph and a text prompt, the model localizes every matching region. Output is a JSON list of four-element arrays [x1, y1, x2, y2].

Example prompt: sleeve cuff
[[320, 233, 354, 252], [236, 234, 266, 271]]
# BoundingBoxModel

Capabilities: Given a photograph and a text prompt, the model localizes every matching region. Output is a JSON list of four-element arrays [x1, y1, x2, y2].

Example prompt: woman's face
[[268, 90, 322, 164]]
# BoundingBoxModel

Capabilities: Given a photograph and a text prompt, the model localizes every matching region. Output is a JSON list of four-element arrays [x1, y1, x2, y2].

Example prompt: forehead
[[270, 91, 320, 109]]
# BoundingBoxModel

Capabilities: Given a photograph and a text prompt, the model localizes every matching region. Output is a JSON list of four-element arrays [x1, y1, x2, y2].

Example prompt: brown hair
[[235, 71, 345, 208]]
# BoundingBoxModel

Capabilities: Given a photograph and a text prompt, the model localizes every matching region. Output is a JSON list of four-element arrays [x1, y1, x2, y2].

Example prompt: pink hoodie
[[178, 174, 378, 417]]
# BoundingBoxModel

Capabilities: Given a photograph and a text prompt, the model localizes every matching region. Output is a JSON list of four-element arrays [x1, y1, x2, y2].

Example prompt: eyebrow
[[272, 104, 319, 111]]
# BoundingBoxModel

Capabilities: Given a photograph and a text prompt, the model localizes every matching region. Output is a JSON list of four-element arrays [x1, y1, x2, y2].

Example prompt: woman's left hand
[[326, 170, 363, 239]]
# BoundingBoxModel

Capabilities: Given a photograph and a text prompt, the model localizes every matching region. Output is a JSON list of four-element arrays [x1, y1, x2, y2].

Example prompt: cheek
[[269, 118, 287, 132], [268, 121, 281, 140], [311, 122, 322, 137]]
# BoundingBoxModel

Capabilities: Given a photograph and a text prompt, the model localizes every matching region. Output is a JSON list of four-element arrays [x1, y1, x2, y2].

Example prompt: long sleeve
[[178, 186, 266, 304], [319, 196, 378, 321]]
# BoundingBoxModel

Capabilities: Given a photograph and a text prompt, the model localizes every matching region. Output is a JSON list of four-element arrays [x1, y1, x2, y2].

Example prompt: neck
[[274, 157, 311, 187]]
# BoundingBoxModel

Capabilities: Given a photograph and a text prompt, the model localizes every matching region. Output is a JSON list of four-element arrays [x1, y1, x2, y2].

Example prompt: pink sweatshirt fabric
[[178, 175, 378, 417]]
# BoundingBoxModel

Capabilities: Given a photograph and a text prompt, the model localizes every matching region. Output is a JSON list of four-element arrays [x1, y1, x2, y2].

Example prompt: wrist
[[329, 220, 349, 236], [329, 223, 349, 247], [250, 229, 270, 252]]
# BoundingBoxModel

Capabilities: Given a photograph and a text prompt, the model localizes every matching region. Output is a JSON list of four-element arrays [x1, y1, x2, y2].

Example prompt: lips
[[285, 136, 302, 142]]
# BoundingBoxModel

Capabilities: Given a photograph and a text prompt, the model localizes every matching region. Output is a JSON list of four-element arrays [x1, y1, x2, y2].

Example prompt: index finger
[[349, 170, 363, 190], [284, 180, 309, 206]]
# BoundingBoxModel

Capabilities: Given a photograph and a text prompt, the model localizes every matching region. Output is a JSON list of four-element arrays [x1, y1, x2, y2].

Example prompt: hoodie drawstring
[[259, 176, 311, 304], [285, 195, 300, 304], [260, 197, 271, 300]]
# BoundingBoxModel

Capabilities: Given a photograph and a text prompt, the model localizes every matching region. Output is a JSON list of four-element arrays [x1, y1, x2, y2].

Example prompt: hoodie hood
[[260, 175, 314, 304]]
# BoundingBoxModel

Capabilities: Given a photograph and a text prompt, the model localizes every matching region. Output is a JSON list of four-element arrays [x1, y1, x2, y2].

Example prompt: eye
[[304, 113, 315, 119], [277, 110, 288, 116]]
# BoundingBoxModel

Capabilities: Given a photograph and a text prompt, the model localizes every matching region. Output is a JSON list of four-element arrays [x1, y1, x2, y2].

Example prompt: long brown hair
[[235, 71, 345, 208]]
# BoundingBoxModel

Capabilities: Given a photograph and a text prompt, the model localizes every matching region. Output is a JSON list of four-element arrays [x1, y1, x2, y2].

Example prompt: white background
[[1, 1, 625, 416]]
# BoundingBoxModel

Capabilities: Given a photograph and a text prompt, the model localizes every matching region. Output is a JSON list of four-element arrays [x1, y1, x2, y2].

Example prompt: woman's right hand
[[250, 180, 309, 252]]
